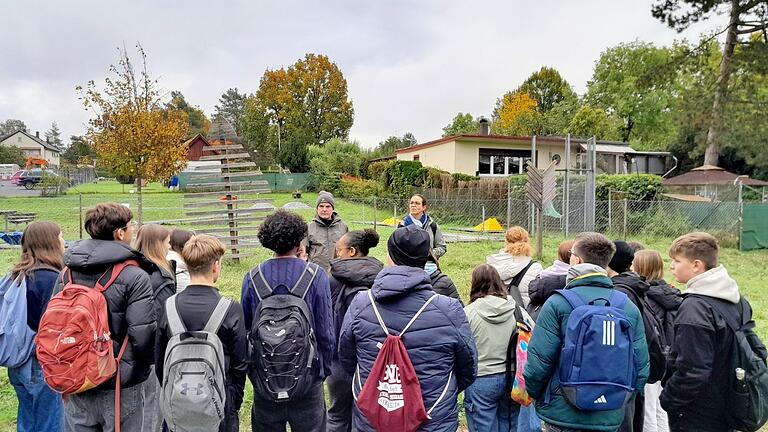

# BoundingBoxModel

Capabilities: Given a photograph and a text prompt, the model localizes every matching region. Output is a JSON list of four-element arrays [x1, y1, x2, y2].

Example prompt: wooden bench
[[7, 212, 37, 230]]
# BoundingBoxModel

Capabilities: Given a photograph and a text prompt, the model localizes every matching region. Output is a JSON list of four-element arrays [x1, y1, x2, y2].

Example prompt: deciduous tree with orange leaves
[[77, 43, 189, 222]]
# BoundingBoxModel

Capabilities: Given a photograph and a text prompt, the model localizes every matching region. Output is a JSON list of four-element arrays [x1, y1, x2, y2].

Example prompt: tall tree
[[166, 91, 211, 136], [45, 121, 63, 148], [442, 113, 480, 136], [77, 43, 189, 222], [518, 67, 577, 112], [62, 135, 97, 165], [0, 119, 27, 137], [567, 106, 622, 140], [369, 133, 418, 159], [215, 88, 247, 136], [242, 53, 354, 170], [0, 145, 25, 165], [585, 42, 679, 149], [652, 0, 768, 165], [492, 91, 538, 135]]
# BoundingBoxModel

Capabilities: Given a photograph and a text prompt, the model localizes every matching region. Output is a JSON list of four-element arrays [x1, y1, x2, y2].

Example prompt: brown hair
[[669, 232, 719, 270], [182, 235, 226, 276], [558, 240, 574, 263], [470, 264, 508, 303], [633, 249, 664, 281], [573, 232, 616, 269], [628, 242, 645, 253], [504, 226, 533, 257], [134, 224, 172, 274], [170, 229, 195, 254], [11, 221, 64, 279], [84, 203, 133, 240]]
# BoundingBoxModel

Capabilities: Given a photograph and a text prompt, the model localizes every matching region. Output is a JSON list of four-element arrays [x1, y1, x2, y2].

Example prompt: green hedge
[[596, 174, 662, 201], [337, 178, 383, 198]]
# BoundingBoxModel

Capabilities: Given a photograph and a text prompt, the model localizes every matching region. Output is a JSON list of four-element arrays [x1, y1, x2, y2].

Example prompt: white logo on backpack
[[594, 395, 608, 404], [377, 364, 405, 412], [602, 320, 615, 346]]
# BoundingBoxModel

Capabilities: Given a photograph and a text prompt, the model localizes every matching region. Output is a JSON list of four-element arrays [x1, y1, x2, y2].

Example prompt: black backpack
[[699, 296, 768, 432], [620, 286, 668, 384], [248, 262, 320, 402], [507, 260, 536, 308]]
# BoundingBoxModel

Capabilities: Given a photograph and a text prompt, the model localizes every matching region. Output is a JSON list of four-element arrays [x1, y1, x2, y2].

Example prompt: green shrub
[[367, 160, 394, 184], [596, 174, 662, 201], [452, 173, 479, 182], [40, 175, 68, 197], [338, 178, 382, 198]]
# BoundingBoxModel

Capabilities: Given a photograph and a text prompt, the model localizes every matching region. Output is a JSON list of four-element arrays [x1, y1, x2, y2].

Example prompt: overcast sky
[[0, 0, 726, 148]]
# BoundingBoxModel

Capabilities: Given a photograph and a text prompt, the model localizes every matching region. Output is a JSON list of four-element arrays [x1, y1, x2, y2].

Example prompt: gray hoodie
[[684, 264, 740, 303], [464, 295, 533, 376]]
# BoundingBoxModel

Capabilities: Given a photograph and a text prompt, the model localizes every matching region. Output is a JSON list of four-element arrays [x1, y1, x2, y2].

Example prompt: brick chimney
[[478, 117, 490, 136], [36, 131, 40, 138]]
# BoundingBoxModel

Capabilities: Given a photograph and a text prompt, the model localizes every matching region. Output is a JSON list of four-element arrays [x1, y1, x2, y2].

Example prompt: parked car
[[10, 170, 26, 185], [18, 169, 59, 190]]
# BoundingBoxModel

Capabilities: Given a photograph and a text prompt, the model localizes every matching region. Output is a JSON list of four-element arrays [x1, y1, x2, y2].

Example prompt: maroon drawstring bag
[[355, 292, 451, 432]]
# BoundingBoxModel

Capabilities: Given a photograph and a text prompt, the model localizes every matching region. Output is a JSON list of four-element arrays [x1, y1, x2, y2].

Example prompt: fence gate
[[741, 203, 768, 251]]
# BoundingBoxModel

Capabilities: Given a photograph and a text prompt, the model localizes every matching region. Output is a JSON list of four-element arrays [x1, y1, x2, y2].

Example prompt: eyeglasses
[[119, 221, 138, 231], [569, 249, 581, 260]]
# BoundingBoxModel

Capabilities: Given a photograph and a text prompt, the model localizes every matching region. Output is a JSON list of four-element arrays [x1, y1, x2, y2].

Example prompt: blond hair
[[633, 249, 664, 281], [134, 224, 172, 274], [504, 226, 533, 257], [182, 235, 226, 275], [669, 232, 719, 270]]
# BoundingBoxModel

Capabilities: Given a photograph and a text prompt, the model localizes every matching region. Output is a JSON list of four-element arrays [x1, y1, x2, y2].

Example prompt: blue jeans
[[464, 373, 519, 432], [8, 356, 63, 432], [518, 403, 542, 432]]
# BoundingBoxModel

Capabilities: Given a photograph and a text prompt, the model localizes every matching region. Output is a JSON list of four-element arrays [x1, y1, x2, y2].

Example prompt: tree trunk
[[137, 175, 143, 225], [704, 0, 740, 167]]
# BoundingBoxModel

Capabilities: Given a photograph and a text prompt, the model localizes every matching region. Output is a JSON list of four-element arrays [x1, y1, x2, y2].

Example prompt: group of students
[[1, 191, 766, 432]]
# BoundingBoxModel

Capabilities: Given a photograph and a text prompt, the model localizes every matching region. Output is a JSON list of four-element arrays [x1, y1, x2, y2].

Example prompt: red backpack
[[354, 291, 448, 432], [36, 261, 137, 428]]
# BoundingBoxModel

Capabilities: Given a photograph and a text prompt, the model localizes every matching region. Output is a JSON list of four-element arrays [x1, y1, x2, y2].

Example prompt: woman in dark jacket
[[134, 224, 177, 432], [8, 221, 65, 432], [338, 225, 477, 432], [527, 240, 572, 321], [327, 229, 384, 432], [425, 256, 462, 303]]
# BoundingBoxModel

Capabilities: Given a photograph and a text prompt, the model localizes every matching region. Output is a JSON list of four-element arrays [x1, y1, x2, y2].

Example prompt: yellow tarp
[[473, 218, 504, 232], [380, 217, 402, 227]]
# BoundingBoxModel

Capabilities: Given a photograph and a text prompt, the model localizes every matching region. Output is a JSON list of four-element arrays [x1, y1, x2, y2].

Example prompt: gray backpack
[[160, 295, 230, 432], [248, 262, 319, 402]]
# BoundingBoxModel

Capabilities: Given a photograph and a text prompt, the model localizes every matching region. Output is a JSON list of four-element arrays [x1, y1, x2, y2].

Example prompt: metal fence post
[[79, 194, 83, 240], [608, 191, 612, 233], [623, 199, 628, 240], [564, 135, 571, 236], [393, 205, 397, 226], [373, 197, 378, 231], [482, 205, 486, 236], [506, 177, 512, 229]]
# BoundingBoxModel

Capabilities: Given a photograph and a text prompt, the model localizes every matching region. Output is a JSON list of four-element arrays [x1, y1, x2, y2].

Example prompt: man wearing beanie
[[608, 240, 652, 432], [305, 191, 348, 270], [338, 225, 477, 432]]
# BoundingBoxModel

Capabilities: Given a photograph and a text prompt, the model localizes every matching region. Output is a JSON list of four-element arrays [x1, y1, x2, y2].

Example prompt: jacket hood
[[64, 239, 154, 272], [646, 280, 683, 311], [539, 260, 570, 279], [486, 252, 532, 277], [471, 295, 517, 324], [685, 265, 740, 303], [330, 256, 384, 287], [166, 250, 187, 271], [371, 265, 432, 301], [612, 271, 650, 297]]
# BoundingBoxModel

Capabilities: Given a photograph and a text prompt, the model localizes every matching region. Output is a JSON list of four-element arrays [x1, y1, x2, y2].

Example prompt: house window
[[17, 136, 22, 142], [478, 148, 533, 176], [413, 155, 420, 161]]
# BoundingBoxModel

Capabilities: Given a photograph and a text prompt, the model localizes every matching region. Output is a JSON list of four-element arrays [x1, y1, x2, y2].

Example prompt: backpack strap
[[608, 290, 629, 309], [509, 260, 536, 290], [95, 259, 139, 293], [203, 297, 232, 333], [367, 290, 390, 335], [290, 263, 319, 300], [400, 294, 438, 337], [165, 295, 187, 336], [249, 264, 274, 302], [556, 289, 586, 309], [366, 291, 438, 337]]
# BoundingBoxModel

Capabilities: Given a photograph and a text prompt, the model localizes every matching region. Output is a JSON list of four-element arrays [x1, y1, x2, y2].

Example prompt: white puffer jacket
[[166, 250, 191, 292], [486, 251, 543, 307]]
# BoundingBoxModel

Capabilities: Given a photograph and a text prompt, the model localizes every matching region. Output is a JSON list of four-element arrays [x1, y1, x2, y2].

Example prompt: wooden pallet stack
[[183, 117, 272, 262]]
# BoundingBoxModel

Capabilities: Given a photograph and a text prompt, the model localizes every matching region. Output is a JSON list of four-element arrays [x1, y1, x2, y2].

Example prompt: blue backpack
[[0, 274, 36, 368], [556, 289, 637, 411]]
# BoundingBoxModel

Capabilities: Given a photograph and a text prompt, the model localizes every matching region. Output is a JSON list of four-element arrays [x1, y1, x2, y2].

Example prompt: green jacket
[[523, 273, 649, 431]]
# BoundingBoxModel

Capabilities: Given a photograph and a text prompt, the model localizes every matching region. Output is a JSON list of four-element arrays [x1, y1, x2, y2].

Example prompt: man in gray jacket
[[305, 191, 348, 270]]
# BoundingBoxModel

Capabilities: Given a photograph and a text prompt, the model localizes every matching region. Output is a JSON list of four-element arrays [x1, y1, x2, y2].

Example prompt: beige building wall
[[396, 140, 458, 172], [0, 132, 60, 167]]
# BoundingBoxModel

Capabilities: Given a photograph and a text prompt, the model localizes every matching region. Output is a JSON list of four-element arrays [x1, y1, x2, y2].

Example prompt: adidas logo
[[594, 395, 608, 404]]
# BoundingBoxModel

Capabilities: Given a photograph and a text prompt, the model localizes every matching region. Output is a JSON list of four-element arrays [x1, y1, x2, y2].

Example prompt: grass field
[[0, 181, 767, 430]]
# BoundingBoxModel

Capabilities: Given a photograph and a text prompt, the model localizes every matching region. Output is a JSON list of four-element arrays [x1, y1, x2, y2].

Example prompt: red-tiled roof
[[663, 165, 768, 186]]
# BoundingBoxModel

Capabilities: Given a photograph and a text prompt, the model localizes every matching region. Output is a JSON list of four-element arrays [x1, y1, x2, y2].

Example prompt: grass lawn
[[0, 181, 767, 430]]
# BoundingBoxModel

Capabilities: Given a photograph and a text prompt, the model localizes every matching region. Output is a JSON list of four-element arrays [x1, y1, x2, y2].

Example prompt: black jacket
[[526, 274, 567, 321], [661, 295, 767, 431], [644, 279, 682, 351], [430, 270, 462, 303], [147, 265, 176, 318], [155, 285, 248, 432], [612, 271, 650, 308], [329, 256, 383, 358], [53, 239, 156, 389]]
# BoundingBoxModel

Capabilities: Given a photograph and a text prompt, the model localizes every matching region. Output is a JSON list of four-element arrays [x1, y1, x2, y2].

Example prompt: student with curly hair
[[241, 210, 334, 432], [486, 226, 543, 307]]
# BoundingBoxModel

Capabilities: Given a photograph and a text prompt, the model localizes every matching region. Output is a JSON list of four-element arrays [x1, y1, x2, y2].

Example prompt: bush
[[39, 175, 68, 197], [338, 178, 382, 198], [596, 174, 662, 201], [388, 161, 428, 196], [367, 160, 394, 184], [451, 173, 479, 183]]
